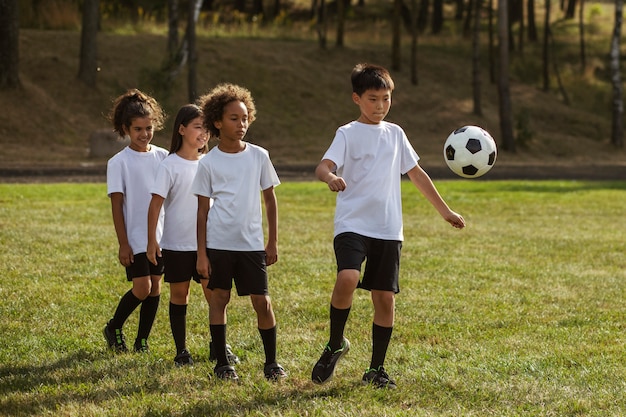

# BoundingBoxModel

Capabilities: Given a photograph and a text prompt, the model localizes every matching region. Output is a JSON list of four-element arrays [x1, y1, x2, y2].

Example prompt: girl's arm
[[147, 194, 165, 265], [406, 165, 466, 229], [110, 192, 134, 266], [262, 186, 278, 266], [196, 196, 211, 279]]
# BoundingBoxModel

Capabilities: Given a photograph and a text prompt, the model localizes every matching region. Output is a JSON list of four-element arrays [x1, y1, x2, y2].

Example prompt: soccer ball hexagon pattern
[[443, 126, 497, 178]]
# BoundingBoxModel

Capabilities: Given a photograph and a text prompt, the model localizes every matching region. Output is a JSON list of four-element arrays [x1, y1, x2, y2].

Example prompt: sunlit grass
[[1, 180, 626, 416]]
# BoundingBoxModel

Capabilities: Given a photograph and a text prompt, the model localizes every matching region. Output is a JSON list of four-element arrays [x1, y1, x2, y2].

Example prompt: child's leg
[[169, 281, 191, 354], [251, 294, 277, 365], [209, 288, 231, 366], [328, 269, 359, 350], [369, 290, 395, 369], [136, 274, 162, 346]]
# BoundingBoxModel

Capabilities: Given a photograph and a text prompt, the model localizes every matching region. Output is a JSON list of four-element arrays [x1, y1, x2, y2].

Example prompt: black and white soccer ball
[[443, 126, 497, 178]]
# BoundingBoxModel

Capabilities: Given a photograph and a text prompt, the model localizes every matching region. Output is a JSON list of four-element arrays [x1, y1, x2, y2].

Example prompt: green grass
[[1, 180, 626, 416]]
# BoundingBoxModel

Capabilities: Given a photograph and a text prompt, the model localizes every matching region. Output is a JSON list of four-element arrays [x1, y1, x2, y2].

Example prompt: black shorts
[[125, 252, 164, 281], [162, 249, 202, 284], [207, 249, 269, 296], [333, 232, 402, 293]]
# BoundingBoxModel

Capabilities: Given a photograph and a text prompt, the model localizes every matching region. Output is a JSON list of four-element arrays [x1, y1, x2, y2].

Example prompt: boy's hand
[[445, 211, 466, 229], [326, 174, 346, 192]]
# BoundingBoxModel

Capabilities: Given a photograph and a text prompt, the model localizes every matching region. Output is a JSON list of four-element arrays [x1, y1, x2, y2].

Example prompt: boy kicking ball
[[312, 63, 465, 389]]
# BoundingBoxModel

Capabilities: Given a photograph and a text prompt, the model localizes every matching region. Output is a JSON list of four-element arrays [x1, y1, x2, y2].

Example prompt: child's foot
[[103, 322, 128, 353], [214, 364, 239, 382], [174, 349, 194, 367], [209, 342, 240, 364], [264, 362, 287, 381], [361, 366, 397, 389], [134, 338, 149, 353], [311, 337, 350, 384]]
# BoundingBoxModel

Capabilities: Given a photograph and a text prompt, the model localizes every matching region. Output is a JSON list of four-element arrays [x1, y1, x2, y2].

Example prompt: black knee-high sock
[[329, 305, 351, 350], [370, 323, 393, 370], [259, 326, 277, 366], [169, 302, 187, 354], [109, 289, 142, 329], [137, 295, 160, 341], [210, 324, 228, 367]]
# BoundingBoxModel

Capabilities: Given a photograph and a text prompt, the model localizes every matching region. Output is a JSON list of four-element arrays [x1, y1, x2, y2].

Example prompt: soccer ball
[[443, 126, 497, 178]]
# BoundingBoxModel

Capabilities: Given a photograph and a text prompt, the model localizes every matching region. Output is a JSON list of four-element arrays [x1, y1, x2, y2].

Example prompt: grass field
[[1, 180, 625, 416]]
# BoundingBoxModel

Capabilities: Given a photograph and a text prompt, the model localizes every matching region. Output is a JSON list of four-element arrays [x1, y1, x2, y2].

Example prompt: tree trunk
[[167, 0, 179, 62], [579, 0, 586, 73], [472, 0, 483, 115], [336, 0, 346, 47], [418, 0, 429, 32], [610, 0, 624, 148], [498, 0, 516, 152], [527, 0, 537, 41], [411, 0, 419, 85], [432, 0, 443, 34], [565, 0, 576, 19], [77, 0, 99, 87], [542, 0, 550, 91], [0, 0, 21, 89], [488, 0, 496, 83], [391, 0, 402, 70], [187, 0, 203, 103], [316, 0, 327, 49]]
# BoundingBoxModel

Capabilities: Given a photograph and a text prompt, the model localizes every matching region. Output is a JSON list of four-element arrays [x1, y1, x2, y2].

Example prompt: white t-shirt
[[107, 145, 168, 254], [191, 142, 280, 251], [151, 153, 207, 251], [322, 121, 419, 241]]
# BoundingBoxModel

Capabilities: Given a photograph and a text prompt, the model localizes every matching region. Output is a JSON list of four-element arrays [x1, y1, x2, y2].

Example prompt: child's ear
[[178, 124, 185, 136], [213, 120, 222, 130], [352, 92, 361, 105]]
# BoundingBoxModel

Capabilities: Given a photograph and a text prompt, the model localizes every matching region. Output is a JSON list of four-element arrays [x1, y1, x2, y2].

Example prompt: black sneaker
[[103, 323, 128, 353], [174, 349, 194, 367], [209, 342, 240, 364], [311, 337, 350, 384], [264, 362, 288, 382], [361, 366, 397, 389], [134, 338, 149, 353], [214, 364, 239, 382]]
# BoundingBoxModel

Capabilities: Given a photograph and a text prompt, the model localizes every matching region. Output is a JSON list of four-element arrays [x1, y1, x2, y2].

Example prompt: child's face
[[214, 100, 249, 142], [353, 88, 392, 125], [179, 116, 208, 151], [123, 116, 154, 152]]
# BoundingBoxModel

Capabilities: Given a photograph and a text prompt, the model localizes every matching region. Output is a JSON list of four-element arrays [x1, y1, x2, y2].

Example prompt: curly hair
[[197, 83, 256, 139], [108, 89, 166, 137]]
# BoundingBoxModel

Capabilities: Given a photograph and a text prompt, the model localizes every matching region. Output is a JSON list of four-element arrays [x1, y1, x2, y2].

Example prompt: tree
[[472, 0, 483, 115], [0, 0, 20, 89], [410, 0, 419, 85], [336, 0, 347, 47], [391, 0, 401, 70], [187, 0, 203, 102], [610, 0, 624, 148], [497, 0, 516, 152], [542, 0, 551, 91], [78, 0, 100, 87], [579, 0, 586, 73], [167, 0, 180, 62]]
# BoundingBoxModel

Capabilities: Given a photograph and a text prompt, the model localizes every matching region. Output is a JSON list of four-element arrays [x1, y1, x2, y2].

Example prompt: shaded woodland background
[[0, 0, 625, 176]]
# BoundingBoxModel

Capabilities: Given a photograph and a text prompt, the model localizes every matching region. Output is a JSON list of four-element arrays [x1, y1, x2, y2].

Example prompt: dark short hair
[[351, 63, 395, 96]]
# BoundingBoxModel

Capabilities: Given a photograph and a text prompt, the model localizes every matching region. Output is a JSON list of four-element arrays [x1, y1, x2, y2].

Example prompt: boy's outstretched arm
[[316, 159, 346, 192], [406, 164, 466, 229], [263, 186, 278, 266]]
